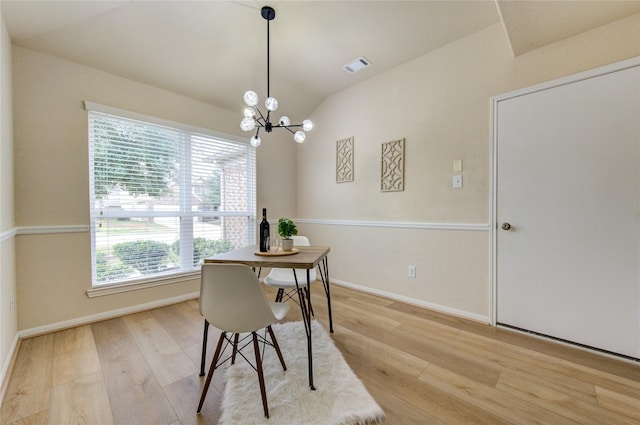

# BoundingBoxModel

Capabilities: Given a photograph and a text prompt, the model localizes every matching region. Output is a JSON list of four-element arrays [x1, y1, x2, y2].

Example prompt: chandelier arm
[[273, 123, 302, 129], [254, 107, 267, 122], [270, 125, 296, 135], [254, 114, 265, 127]]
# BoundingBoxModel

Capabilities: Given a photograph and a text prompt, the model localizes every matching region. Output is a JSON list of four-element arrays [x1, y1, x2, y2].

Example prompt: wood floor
[[1, 283, 639, 425]]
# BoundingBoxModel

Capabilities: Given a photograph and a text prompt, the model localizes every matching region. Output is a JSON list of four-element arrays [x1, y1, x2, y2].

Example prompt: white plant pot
[[281, 238, 294, 251]]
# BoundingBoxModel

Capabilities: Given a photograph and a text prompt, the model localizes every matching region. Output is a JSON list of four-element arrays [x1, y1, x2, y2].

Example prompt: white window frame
[[85, 101, 256, 297]]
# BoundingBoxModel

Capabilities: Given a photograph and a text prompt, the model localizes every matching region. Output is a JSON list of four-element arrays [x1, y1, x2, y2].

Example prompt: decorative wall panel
[[381, 138, 405, 192], [336, 137, 354, 183]]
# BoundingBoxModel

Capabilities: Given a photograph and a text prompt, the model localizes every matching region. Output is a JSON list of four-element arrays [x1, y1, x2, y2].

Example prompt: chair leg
[[231, 333, 239, 364], [252, 332, 269, 418], [199, 319, 209, 376], [267, 325, 287, 371], [275, 288, 284, 302], [197, 331, 226, 414]]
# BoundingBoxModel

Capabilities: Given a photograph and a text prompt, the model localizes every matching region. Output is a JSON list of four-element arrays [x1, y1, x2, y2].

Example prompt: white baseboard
[[19, 292, 200, 339], [14, 278, 488, 337], [331, 278, 490, 324], [0, 333, 20, 407]]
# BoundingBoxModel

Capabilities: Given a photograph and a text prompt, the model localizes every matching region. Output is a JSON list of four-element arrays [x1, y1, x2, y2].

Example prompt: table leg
[[318, 257, 334, 333], [306, 268, 315, 390], [293, 268, 315, 390]]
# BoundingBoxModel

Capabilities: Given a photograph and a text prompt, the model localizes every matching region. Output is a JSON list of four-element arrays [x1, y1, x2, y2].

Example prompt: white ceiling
[[2, 1, 639, 121]]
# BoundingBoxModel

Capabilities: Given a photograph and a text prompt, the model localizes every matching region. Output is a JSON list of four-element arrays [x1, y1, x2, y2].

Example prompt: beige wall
[[296, 16, 640, 321], [12, 47, 296, 330], [8, 11, 640, 332], [1, 14, 18, 389]]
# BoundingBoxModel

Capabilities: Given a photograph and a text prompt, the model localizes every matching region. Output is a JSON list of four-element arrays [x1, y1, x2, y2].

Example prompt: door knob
[[501, 222, 511, 230]]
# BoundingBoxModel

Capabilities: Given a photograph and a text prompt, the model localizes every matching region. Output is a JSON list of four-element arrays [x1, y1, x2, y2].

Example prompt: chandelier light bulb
[[294, 131, 306, 143], [302, 119, 313, 132], [265, 97, 278, 111], [240, 117, 256, 132], [243, 107, 256, 118], [243, 91, 258, 107], [250, 135, 262, 147], [279, 116, 290, 126]]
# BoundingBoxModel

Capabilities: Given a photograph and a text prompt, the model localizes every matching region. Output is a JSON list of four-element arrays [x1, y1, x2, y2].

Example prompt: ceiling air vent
[[343, 57, 371, 73]]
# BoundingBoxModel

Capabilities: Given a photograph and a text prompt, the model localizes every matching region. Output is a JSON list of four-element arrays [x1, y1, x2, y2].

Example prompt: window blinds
[[87, 103, 256, 286]]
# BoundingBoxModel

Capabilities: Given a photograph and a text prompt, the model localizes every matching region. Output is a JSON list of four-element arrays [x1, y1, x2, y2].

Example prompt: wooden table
[[203, 245, 333, 390]]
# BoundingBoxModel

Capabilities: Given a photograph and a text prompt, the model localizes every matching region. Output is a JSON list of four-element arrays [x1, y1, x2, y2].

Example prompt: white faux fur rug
[[220, 320, 385, 425]]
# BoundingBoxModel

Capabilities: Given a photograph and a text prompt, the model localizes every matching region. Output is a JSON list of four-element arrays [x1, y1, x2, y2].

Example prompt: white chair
[[197, 263, 290, 419], [263, 235, 317, 314]]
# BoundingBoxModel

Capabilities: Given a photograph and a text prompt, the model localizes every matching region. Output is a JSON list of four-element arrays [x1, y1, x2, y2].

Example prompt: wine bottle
[[259, 208, 270, 252]]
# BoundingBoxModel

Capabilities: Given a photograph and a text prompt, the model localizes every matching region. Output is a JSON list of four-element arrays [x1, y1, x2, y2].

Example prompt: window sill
[[86, 271, 200, 298]]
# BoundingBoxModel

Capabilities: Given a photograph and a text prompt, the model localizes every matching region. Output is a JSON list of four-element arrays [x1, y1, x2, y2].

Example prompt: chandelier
[[240, 6, 313, 147]]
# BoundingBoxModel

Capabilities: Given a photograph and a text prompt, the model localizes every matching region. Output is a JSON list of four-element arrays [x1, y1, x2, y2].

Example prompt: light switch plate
[[453, 159, 462, 172], [453, 175, 463, 189]]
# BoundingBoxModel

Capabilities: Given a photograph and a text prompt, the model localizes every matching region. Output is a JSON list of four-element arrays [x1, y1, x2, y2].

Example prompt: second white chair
[[263, 235, 317, 313]]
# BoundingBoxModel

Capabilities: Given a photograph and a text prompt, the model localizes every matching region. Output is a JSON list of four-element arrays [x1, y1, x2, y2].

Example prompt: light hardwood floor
[[1, 283, 639, 425]]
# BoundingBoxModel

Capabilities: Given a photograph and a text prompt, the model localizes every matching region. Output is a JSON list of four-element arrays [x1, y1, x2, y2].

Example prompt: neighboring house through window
[[86, 102, 256, 289]]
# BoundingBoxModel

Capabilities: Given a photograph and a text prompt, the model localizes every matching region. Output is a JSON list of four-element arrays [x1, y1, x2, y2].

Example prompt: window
[[86, 102, 256, 289]]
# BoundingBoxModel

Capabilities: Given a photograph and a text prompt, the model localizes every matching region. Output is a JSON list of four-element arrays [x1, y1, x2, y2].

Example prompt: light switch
[[453, 159, 463, 172], [453, 175, 463, 189]]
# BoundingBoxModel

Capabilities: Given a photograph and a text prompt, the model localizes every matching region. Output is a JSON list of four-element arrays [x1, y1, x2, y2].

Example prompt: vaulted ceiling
[[3, 1, 639, 121]]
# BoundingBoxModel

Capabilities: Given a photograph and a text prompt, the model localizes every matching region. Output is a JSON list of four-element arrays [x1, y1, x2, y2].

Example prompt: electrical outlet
[[408, 265, 416, 278]]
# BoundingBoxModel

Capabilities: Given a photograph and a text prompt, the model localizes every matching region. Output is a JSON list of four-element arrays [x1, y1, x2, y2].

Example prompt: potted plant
[[277, 218, 298, 251]]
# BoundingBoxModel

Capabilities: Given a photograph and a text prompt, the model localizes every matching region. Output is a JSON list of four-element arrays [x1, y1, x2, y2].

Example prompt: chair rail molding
[[295, 218, 489, 232], [16, 225, 89, 235]]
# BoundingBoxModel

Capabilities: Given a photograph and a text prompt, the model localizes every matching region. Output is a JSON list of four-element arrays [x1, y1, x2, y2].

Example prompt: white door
[[495, 61, 640, 359]]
